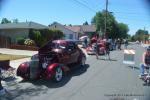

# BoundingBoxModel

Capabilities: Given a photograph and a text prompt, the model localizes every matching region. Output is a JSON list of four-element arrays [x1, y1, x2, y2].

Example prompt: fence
[[0, 35, 11, 48]]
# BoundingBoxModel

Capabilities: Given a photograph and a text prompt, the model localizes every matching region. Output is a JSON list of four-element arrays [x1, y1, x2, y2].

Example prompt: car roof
[[52, 39, 79, 44]]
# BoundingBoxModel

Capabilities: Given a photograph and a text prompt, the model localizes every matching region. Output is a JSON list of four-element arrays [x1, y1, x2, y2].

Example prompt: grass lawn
[[0, 54, 30, 61]]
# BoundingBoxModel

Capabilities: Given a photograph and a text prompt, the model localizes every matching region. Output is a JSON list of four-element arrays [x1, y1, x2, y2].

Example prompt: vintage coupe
[[17, 40, 86, 82]]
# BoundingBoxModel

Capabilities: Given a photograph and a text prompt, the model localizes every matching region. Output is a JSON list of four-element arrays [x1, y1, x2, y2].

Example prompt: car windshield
[[51, 43, 66, 49]]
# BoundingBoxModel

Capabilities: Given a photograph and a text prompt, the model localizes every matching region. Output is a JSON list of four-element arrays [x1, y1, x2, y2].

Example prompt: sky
[[0, 0, 150, 35]]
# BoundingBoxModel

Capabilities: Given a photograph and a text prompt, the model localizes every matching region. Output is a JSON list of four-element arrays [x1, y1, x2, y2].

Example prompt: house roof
[[65, 25, 96, 33], [49, 22, 96, 34], [0, 21, 48, 29], [81, 25, 96, 33], [65, 26, 81, 33], [49, 22, 76, 34]]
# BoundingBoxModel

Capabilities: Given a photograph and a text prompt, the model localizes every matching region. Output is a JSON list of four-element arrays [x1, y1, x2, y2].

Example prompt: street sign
[[123, 49, 135, 65]]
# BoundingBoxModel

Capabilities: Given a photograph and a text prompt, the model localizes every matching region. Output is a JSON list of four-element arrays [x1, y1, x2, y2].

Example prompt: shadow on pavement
[[30, 64, 90, 88], [2, 77, 17, 82], [97, 58, 117, 61], [0, 64, 89, 100], [127, 65, 139, 70], [143, 83, 150, 86]]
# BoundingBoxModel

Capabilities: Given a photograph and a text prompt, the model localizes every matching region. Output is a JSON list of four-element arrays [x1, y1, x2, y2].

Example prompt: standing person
[[139, 46, 150, 78], [93, 35, 99, 59], [117, 39, 121, 50], [84, 38, 88, 48], [105, 39, 110, 60], [113, 39, 117, 50], [124, 39, 128, 49]]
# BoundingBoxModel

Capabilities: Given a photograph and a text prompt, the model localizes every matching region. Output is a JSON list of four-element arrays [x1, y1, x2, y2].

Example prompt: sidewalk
[[10, 58, 30, 69], [141, 43, 150, 48], [0, 48, 38, 56]]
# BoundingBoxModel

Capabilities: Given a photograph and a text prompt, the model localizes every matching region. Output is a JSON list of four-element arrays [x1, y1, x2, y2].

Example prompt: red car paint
[[86, 42, 106, 55], [17, 40, 86, 81]]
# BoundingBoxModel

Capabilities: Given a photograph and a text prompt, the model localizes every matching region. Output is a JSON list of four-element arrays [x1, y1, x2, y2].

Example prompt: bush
[[17, 37, 25, 45], [29, 30, 44, 47], [24, 39, 35, 46]]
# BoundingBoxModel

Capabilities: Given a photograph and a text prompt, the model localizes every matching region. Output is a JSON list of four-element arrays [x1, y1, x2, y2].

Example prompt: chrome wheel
[[55, 67, 63, 82]]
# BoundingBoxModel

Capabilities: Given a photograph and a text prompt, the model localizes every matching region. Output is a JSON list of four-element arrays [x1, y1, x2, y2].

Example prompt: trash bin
[[123, 49, 135, 65]]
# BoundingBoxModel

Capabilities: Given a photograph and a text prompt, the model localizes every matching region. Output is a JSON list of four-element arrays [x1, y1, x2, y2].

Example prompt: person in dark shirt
[[105, 40, 110, 60], [117, 39, 121, 50], [139, 46, 150, 78], [84, 38, 88, 48]]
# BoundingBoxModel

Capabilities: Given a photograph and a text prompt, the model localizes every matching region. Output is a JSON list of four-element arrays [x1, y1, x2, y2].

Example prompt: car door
[[67, 42, 80, 64], [58, 43, 70, 65]]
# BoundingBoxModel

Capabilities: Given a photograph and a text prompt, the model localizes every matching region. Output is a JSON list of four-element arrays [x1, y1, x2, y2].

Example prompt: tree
[[91, 10, 129, 39], [29, 29, 64, 47], [40, 29, 64, 46], [117, 23, 129, 38], [69, 24, 72, 26], [1, 18, 11, 24], [91, 11, 104, 32], [133, 29, 149, 41], [135, 29, 148, 35], [29, 30, 42, 47], [52, 30, 64, 40], [16, 37, 25, 45], [83, 21, 89, 25], [13, 19, 19, 23]]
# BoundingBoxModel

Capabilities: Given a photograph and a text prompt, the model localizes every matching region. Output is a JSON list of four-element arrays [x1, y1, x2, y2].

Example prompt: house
[[49, 22, 96, 40], [65, 25, 96, 38], [49, 22, 77, 40], [0, 21, 48, 47], [65, 25, 82, 39], [80, 25, 96, 37]]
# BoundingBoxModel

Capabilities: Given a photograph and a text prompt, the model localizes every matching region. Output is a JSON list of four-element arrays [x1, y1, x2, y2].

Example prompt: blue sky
[[0, 0, 150, 35]]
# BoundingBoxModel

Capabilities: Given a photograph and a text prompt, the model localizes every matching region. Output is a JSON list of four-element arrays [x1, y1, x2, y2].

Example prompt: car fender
[[46, 63, 67, 80], [17, 62, 29, 76]]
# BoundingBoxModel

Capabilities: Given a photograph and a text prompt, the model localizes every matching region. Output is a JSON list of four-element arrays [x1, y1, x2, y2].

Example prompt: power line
[[104, 0, 108, 38], [70, 0, 150, 23], [114, 11, 148, 15], [72, 0, 97, 12], [81, 0, 104, 10]]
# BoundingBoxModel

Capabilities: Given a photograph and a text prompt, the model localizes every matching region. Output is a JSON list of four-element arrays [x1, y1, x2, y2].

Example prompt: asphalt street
[[1, 43, 150, 100]]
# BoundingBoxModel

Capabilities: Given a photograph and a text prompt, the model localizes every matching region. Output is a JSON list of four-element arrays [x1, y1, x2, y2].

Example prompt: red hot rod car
[[17, 40, 86, 82]]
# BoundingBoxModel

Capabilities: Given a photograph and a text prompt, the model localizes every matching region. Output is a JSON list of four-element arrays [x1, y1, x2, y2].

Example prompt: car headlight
[[42, 62, 48, 69]]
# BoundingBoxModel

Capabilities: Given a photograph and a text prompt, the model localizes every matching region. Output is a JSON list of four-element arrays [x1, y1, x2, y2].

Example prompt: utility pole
[[144, 27, 146, 44], [104, 0, 108, 39]]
